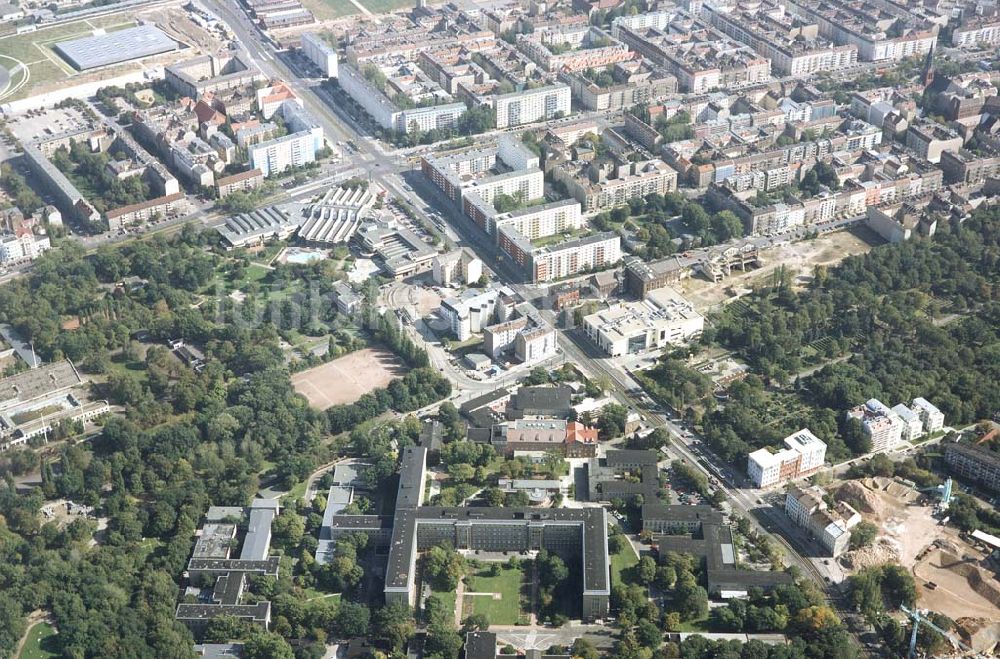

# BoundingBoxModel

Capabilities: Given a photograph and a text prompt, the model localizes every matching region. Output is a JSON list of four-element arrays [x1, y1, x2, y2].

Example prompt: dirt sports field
[[291, 347, 408, 409]]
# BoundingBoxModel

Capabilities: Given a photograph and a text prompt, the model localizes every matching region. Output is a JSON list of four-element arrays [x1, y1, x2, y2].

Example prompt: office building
[[648, 505, 795, 597], [319, 447, 611, 620], [747, 428, 827, 488], [175, 501, 281, 633], [583, 287, 703, 357]]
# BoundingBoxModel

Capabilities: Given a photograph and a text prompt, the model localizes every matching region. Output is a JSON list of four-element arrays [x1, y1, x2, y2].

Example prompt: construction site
[[832, 476, 1000, 654]]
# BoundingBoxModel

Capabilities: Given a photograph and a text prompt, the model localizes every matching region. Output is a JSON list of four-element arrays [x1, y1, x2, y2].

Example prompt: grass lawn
[[0, 18, 127, 100], [358, 0, 416, 13], [18, 622, 58, 659], [429, 586, 457, 621], [300, 0, 359, 19], [610, 539, 639, 586], [674, 614, 712, 632], [463, 565, 527, 625]]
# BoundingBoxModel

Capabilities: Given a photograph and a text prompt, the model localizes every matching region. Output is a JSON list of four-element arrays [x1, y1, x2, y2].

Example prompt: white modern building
[[301, 33, 338, 78], [912, 397, 945, 433], [0, 232, 51, 265], [891, 403, 924, 442], [439, 287, 512, 340], [432, 249, 483, 287], [583, 287, 703, 357], [249, 132, 317, 177], [845, 398, 903, 454], [747, 428, 827, 488], [494, 84, 572, 129]]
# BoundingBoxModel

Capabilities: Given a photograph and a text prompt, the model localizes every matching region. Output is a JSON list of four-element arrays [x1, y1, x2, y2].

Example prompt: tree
[[243, 632, 295, 659], [849, 521, 878, 550], [673, 574, 708, 621], [462, 613, 490, 632], [424, 545, 465, 591], [375, 602, 415, 651], [332, 600, 371, 638], [636, 618, 662, 648], [637, 556, 657, 585], [598, 403, 629, 439]]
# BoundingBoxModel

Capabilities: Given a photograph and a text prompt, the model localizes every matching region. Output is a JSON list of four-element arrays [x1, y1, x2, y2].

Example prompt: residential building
[[516, 25, 631, 73], [564, 63, 678, 112], [494, 84, 572, 129], [906, 123, 964, 164], [944, 440, 1000, 494], [553, 157, 678, 212], [583, 287, 703, 357], [301, 33, 338, 78], [0, 231, 50, 265], [249, 131, 317, 177], [106, 193, 185, 232], [746, 428, 827, 488], [940, 149, 1000, 185], [784, 0, 937, 62], [216, 169, 265, 197], [784, 485, 861, 556], [530, 232, 621, 283], [165, 52, 263, 98], [912, 397, 945, 433], [703, 3, 858, 75], [846, 398, 903, 454], [337, 64, 466, 135], [891, 404, 925, 443], [439, 288, 509, 340], [951, 18, 1000, 48]]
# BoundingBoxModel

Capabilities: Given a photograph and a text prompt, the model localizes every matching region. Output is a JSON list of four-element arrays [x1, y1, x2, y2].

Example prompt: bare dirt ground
[[677, 229, 878, 313], [836, 478, 1000, 627], [291, 347, 408, 409]]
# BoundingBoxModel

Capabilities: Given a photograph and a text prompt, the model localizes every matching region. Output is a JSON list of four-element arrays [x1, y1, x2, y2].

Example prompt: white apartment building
[[747, 428, 827, 488], [531, 231, 621, 283], [439, 288, 509, 340], [515, 325, 557, 365], [891, 403, 924, 442], [952, 22, 1000, 48], [249, 132, 317, 177], [494, 84, 572, 129], [338, 64, 466, 134], [494, 199, 584, 241], [845, 398, 903, 454], [912, 397, 945, 433], [0, 232, 51, 265], [301, 33, 338, 78], [583, 287, 703, 357], [432, 249, 483, 287]]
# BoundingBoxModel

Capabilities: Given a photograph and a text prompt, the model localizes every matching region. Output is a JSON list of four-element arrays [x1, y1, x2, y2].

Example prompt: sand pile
[[955, 618, 1000, 655], [840, 539, 900, 570], [837, 481, 886, 518]]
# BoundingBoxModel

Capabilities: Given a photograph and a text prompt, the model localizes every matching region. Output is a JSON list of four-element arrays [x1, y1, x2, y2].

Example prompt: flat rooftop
[[55, 25, 178, 71]]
